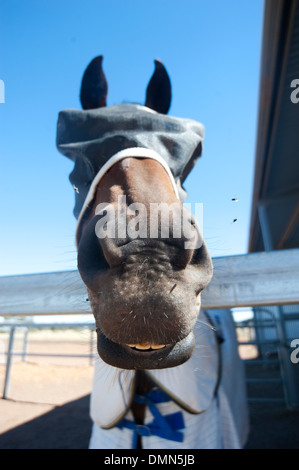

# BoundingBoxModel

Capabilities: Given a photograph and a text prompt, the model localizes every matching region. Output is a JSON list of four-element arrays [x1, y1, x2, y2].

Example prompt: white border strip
[[75, 147, 179, 244]]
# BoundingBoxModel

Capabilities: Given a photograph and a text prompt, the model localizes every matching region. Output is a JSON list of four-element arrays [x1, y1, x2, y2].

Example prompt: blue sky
[[0, 0, 264, 276]]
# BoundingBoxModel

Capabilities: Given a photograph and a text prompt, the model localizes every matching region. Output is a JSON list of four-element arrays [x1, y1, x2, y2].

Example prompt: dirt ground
[[0, 329, 298, 449]]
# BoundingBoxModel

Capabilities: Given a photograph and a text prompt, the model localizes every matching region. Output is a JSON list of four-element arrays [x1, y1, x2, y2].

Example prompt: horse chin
[[96, 329, 195, 370]]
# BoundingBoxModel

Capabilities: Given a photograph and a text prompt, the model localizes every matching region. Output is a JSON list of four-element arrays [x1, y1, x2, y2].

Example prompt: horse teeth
[[126, 343, 166, 350]]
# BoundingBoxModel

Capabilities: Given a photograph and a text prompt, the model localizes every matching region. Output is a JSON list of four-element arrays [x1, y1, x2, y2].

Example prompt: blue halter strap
[[116, 388, 185, 449]]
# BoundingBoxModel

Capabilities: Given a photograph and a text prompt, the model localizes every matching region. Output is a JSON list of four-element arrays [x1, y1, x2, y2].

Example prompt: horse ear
[[80, 56, 108, 110], [145, 59, 171, 114]]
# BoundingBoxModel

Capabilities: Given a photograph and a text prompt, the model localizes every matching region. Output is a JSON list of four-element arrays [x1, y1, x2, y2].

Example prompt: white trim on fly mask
[[75, 147, 180, 246]]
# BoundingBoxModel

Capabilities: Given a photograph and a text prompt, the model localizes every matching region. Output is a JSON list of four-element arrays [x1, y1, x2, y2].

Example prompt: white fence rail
[[1, 249, 299, 315]]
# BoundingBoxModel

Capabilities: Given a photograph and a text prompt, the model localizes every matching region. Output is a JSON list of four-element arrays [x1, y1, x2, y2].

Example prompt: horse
[[56, 56, 249, 449]]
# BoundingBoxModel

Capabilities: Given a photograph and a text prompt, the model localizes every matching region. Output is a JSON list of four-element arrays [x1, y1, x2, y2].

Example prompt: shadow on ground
[[245, 402, 299, 449], [1, 394, 299, 449], [0, 395, 92, 449]]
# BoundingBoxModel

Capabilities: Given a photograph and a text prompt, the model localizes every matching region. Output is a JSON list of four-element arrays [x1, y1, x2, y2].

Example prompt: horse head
[[57, 56, 213, 370]]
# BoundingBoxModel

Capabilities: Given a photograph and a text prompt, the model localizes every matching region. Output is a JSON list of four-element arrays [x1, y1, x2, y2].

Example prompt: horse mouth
[[96, 330, 195, 370], [126, 343, 167, 351]]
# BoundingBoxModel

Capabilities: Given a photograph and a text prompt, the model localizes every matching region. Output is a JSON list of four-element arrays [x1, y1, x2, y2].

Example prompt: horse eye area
[[126, 343, 167, 351]]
